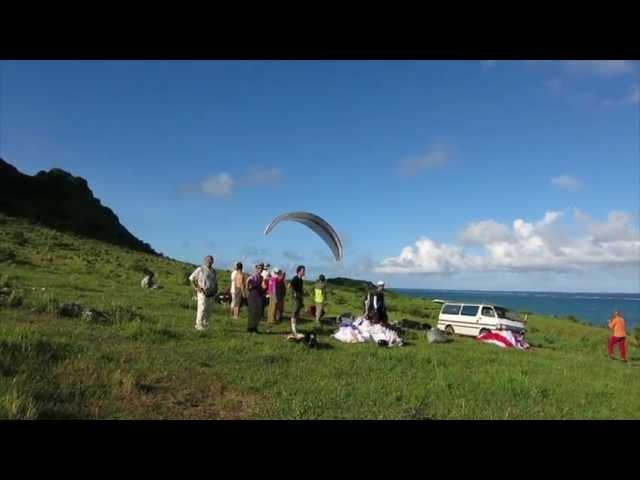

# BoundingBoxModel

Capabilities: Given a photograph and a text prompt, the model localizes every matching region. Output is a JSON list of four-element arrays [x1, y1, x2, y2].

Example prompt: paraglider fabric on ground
[[476, 329, 530, 350], [333, 317, 404, 347]]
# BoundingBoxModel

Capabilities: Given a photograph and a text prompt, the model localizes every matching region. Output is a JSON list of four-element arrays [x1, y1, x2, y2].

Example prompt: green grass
[[1, 212, 639, 419]]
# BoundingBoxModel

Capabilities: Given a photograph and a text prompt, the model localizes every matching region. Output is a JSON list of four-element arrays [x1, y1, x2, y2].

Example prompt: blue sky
[[1, 60, 639, 292]]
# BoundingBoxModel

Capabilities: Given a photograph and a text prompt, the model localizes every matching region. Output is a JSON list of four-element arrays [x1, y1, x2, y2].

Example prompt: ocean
[[394, 289, 640, 328]]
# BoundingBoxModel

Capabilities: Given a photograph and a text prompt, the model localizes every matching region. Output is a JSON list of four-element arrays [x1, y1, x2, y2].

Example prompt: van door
[[480, 306, 497, 330], [459, 305, 480, 335]]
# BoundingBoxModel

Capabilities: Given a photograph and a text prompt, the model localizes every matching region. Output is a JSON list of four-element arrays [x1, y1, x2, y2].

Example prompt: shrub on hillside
[[180, 271, 193, 286], [0, 246, 17, 263], [1, 274, 13, 288], [28, 292, 61, 315], [0, 290, 24, 308], [106, 303, 146, 324], [11, 231, 28, 246], [129, 259, 149, 274]]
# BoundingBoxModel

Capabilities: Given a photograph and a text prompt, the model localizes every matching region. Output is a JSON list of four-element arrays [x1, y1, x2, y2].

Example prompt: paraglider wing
[[264, 212, 343, 262]]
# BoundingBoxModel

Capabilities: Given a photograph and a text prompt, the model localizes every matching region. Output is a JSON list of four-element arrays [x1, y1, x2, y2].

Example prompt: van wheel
[[479, 328, 491, 336], [445, 325, 454, 335]]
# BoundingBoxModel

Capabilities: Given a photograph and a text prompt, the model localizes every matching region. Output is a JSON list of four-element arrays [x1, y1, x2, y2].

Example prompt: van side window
[[482, 307, 495, 317], [442, 304, 461, 315], [461, 305, 479, 316]]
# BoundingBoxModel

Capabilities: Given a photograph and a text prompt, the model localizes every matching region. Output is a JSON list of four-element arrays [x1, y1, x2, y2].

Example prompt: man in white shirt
[[189, 255, 218, 331]]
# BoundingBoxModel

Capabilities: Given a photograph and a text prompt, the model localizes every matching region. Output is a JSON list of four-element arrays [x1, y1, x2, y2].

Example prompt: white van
[[437, 302, 527, 337]]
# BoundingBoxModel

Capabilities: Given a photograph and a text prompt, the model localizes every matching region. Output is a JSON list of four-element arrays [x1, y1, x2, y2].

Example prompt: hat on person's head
[[273, 267, 281, 274], [377, 281, 385, 287], [256, 262, 265, 269]]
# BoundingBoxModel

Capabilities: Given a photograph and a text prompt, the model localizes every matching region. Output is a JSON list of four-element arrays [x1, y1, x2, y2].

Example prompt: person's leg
[[230, 292, 236, 316], [257, 301, 264, 331], [291, 298, 302, 335], [195, 291, 206, 330], [268, 297, 277, 324], [608, 336, 616, 358], [620, 337, 627, 361], [315, 302, 322, 324], [247, 298, 256, 331], [274, 300, 281, 323], [232, 292, 240, 318], [202, 296, 212, 329]]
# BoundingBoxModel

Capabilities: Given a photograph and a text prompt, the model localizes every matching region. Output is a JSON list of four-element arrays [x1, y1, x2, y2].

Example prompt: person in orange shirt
[[608, 310, 627, 362]]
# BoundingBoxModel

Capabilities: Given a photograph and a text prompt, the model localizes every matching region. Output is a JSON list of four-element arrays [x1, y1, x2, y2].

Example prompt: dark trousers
[[247, 296, 264, 330]]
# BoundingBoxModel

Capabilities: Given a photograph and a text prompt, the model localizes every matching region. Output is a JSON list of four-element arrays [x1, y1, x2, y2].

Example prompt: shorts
[[231, 290, 242, 308]]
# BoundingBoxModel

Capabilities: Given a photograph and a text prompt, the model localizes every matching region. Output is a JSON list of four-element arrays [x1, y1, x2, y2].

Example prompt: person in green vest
[[314, 274, 327, 326]]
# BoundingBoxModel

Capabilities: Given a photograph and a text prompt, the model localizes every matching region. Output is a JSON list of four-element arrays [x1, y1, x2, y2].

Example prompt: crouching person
[[189, 255, 218, 331], [141, 270, 163, 289]]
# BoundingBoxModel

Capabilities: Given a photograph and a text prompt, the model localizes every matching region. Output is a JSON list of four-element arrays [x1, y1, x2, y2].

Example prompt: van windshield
[[494, 307, 523, 322]]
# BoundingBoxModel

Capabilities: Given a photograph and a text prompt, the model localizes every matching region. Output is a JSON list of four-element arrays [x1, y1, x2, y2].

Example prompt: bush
[[28, 292, 61, 315], [178, 299, 195, 310], [106, 303, 145, 324], [11, 231, 28, 246], [7, 291, 24, 308], [0, 246, 17, 263], [129, 259, 149, 274], [180, 271, 193, 286], [0, 274, 13, 288]]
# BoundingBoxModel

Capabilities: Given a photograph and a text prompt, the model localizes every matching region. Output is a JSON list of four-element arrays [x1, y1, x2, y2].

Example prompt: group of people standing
[[189, 255, 329, 337]]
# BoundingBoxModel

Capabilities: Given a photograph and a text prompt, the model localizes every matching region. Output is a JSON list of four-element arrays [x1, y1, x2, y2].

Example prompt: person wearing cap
[[314, 274, 328, 325], [188, 255, 218, 331], [246, 263, 266, 333], [267, 267, 281, 324], [372, 280, 388, 325], [608, 310, 628, 362]]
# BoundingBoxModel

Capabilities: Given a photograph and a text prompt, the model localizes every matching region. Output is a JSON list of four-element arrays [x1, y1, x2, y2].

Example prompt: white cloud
[[399, 146, 450, 176], [544, 77, 563, 93], [561, 60, 636, 77], [192, 166, 283, 199], [460, 220, 512, 245], [282, 250, 304, 262], [375, 210, 640, 275], [603, 84, 640, 108], [200, 173, 234, 197], [377, 238, 479, 274], [551, 175, 582, 191], [242, 168, 283, 186], [574, 209, 639, 243]]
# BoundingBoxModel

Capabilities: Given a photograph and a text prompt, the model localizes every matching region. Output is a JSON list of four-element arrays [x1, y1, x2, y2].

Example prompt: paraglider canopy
[[264, 211, 343, 262]]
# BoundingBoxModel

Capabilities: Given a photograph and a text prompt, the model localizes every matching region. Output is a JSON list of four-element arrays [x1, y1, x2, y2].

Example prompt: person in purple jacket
[[246, 263, 266, 333]]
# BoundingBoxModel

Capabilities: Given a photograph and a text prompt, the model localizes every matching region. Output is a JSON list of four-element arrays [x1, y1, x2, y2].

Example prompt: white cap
[[273, 267, 281, 274], [377, 281, 385, 286]]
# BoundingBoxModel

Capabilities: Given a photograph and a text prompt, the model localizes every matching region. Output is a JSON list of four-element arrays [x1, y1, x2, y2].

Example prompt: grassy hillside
[[1, 213, 639, 419]]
